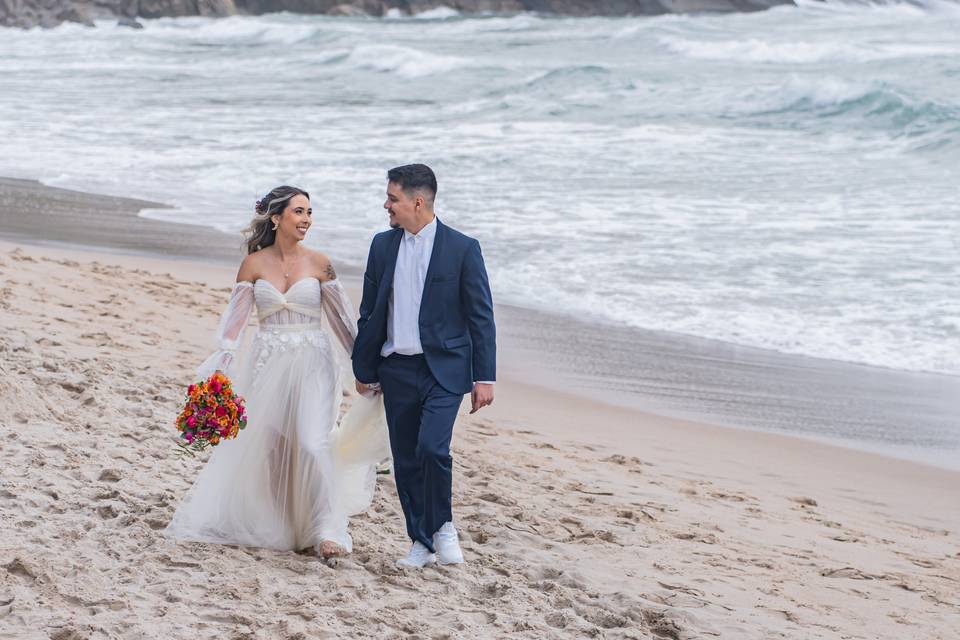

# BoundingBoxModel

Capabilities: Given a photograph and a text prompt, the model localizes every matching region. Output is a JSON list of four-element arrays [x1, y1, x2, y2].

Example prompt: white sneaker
[[433, 521, 464, 565], [395, 541, 436, 569]]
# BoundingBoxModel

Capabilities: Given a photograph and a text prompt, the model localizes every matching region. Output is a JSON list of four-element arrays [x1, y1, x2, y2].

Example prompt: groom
[[352, 164, 496, 568]]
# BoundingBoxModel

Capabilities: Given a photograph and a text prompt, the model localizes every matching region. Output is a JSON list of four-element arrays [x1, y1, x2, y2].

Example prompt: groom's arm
[[461, 239, 497, 385], [356, 240, 378, 337], [353, 240, 380, 387]]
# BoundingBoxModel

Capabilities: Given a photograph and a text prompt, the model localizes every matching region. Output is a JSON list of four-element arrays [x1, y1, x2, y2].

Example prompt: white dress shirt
[[380, 217, 493, 385], [382, 217, 438, 357]]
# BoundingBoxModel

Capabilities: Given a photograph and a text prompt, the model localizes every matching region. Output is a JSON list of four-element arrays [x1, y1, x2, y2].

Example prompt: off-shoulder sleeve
[[196, 282, 255, 379], [320, 279, 357, 355]]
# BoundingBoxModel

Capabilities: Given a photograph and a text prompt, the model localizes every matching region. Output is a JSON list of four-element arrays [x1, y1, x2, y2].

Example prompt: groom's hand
[[356, 380, 380, 396], [470, 383, 494, 414]]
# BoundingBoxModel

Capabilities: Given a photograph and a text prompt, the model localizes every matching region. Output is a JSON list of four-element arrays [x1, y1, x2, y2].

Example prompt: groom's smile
[[384, 184, 404, 229], [384, 180, 431, 232]]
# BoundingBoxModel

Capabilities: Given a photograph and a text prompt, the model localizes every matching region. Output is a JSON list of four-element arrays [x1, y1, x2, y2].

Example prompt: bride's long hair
[[244, 185, 310, 254]]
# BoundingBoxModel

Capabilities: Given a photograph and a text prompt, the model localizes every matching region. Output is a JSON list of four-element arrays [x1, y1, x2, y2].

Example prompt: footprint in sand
[[819, 566, 884, 580], [158, 555, 203, 570], [98, 468, 123, 482], [640, 609, 685, 640], [49, 627, 87, 640], [478, 492, 517, 507], [468, 529, 492, 544], [672, 531, 719, 544], [709, 490, 756, 503], [544, 610, 572, 629], [478, 579, 511, 598], [577, 606, 630, 630], [0, 595, 14, 618], [896, 553, 938, 569], [96, 504, 120, 519], [3, 558, 40, 584]]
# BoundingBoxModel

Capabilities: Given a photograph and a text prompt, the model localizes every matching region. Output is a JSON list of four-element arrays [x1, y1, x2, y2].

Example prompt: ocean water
[[1, 1, 958, 379]]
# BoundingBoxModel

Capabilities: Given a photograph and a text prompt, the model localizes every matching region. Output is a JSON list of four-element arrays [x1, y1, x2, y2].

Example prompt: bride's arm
[[195, 259, 258, 378], [196, 282, 256, 379], [319, 260, 358, 354]]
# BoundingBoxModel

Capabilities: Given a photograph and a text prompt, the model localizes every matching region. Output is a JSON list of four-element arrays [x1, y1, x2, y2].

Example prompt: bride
[[164, 185, 388, 558]]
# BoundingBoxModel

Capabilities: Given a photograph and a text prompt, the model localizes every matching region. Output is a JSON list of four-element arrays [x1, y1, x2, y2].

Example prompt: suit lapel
[[380, 228, 403, 306], [419, 217, 445, 323]]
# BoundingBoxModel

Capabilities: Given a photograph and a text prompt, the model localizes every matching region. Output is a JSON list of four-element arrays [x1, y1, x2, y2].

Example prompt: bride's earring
[[272, 220, 279, 231]]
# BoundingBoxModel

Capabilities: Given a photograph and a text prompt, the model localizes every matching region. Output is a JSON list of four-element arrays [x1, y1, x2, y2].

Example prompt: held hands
[[355, 380, 381, 397], [470, 383, 494, 414]]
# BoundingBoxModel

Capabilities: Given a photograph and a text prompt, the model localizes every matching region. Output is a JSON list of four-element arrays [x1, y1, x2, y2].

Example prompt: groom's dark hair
[[387, 164, 437, 203]]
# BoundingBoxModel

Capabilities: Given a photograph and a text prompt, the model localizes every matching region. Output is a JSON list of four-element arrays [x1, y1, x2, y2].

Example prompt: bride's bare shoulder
[[306, 249, 337, 282], [236, 251, 266, 283]]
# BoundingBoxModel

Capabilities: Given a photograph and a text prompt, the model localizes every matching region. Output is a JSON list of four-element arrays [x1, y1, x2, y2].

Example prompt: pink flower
[[186, 416, 196, 427], [215, 406, 227, 418]]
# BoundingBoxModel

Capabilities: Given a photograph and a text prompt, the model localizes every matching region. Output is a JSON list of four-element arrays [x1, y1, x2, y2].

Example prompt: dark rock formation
[[1, 0, 795, 29], [1, 0, 92, 28]]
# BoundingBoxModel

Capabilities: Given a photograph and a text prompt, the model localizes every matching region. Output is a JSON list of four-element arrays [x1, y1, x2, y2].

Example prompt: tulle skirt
[[164, 327, 389, 552]]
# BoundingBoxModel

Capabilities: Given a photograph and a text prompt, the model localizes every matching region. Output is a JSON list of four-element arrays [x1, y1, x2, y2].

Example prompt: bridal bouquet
[[174, 371, 247, 456]]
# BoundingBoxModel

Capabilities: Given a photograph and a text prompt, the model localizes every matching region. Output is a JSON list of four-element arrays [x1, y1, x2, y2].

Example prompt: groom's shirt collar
[[403, 216, 437, 243]]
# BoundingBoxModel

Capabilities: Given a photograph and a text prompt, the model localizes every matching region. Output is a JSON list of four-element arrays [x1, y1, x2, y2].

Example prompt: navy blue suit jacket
[[352, 218, 496, 395]]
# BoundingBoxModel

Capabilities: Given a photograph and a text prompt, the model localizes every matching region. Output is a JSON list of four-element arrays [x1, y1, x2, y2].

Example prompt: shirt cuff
[[474, 381, 495, 385]]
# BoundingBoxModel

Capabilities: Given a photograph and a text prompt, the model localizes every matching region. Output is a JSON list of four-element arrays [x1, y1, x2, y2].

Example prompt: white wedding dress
[[164, 277, 390, 552]]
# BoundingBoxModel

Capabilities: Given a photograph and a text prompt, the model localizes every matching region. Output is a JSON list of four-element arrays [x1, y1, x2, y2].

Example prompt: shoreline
[[2, 175, 958, 472], [0, 177, 245, 264], [495, 302, 960, 472]]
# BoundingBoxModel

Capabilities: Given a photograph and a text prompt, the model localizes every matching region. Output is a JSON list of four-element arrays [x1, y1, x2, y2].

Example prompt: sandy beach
[[1, 182, 958, 639]]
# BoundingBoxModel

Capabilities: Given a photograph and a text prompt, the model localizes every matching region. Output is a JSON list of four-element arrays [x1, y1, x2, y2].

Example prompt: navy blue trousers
[[378, 354, 462, 552]]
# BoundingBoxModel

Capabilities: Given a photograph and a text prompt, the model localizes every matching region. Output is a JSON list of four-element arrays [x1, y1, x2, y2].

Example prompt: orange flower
[[175, 372, 247, 457]]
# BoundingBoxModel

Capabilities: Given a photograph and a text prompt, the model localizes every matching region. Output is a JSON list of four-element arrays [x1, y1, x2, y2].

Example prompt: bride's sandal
[[317, 540, 345, 559]]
